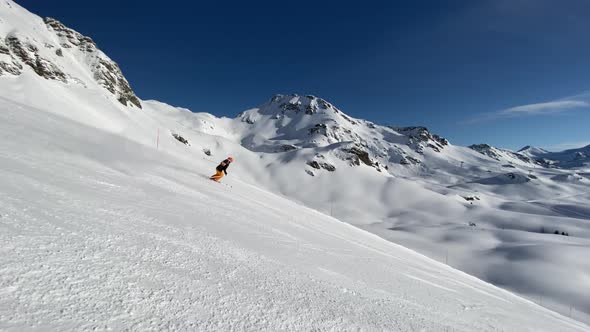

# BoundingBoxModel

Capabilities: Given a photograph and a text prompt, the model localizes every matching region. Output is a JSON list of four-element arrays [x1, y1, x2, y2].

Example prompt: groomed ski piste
[[1, 0, 589, 330], [0, 96, 587, 331]]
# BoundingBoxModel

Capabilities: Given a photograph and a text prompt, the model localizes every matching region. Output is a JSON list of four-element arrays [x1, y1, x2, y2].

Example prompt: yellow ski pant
[[210, 170, 224, 182]]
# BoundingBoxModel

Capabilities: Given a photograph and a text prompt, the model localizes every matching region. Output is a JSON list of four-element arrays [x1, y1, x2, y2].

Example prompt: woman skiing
[[210, 157, 233, 182]]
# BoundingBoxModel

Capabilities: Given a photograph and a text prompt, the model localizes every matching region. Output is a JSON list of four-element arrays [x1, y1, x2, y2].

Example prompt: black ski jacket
[[216, 159, 231, 175]]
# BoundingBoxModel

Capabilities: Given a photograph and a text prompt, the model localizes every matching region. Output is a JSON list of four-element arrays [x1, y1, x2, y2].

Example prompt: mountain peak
[[236, 94, 363, 149], [234, 94, 451, 171], [517, 145, 549, 157], [0, 4, 141, 108], [259, 94, 346, 118], [44, 17, 97, 52], [469, 143, 542, 166]]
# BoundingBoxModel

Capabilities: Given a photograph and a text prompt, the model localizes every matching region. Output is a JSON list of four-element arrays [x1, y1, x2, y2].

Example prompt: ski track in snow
[[0, 101, 587, 331]]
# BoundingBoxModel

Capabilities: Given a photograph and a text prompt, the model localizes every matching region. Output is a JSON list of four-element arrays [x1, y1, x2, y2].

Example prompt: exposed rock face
[[0, 37, 22, 75], [305, 104, 318, 115], [44, 17, 142, 109], [307, 160, 336, 172], [309, 123, 328, 136], [391, 126, 448, 153], [463, 196, 480, 202], [0, 13, 141, 109], [513, 154, 536, 164], [269, 94, 342, 118], [280, 144, 298, 152], [469, 144, 501, 160], [94, 58, 142, 108], [6, 36, 67, 81], [308, 122, 363, 144], [237, 94, 458, 173], [0, 38, 9, 54], [342, 146, 373, 167], [241, 114, 256, 124], [44, 17, 97, 52], [307, 160, 321, 169], [400, 156, 421, 165], [469, 144, 539, 166], [172, 133, 190, 146]]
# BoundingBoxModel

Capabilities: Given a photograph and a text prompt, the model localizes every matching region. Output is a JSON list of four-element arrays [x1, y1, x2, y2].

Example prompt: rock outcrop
[[390, 126, 448, 153], [44, 17, 142, 108], [236, 94, 458, 174], [0, 12, 141, 109], [0, 37, 22, 75], [5, 35, 67, 81]]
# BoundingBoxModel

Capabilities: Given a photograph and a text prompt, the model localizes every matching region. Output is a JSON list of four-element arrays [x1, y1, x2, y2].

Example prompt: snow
[[151, 95, 590, 325], [1, 95, 588, 332], [518, 145, 550, 156], [1, 0, 590, 330], [519, 144, 590, 168]]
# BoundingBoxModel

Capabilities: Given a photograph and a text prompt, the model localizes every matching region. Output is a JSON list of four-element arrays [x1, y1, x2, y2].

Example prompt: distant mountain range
[[518, 145, 590, 168]]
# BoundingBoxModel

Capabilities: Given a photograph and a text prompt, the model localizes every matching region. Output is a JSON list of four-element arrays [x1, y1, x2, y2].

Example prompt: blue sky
[[18, 0, 590, 151]]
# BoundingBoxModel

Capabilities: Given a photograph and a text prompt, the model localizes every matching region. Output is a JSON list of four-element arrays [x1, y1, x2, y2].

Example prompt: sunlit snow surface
[[1, 0, 589, 330], [0, 95, 587, 331]]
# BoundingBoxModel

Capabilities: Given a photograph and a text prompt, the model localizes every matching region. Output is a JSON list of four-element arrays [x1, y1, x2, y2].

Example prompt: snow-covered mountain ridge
[[1, 0, 590, 329], [468, 143, 544, 167], [518, 145, 550, 156], [237, 93, 581, 174], [467, 143, 590, 170], [235, 94, 451, 172], [519, 144, 590, 168], [0, 1, 141, 108]]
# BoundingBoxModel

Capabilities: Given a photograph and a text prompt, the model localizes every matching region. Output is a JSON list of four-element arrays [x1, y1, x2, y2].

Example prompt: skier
[[210, 157, 233, 182]]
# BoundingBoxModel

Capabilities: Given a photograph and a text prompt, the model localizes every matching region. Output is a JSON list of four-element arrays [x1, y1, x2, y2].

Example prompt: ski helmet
[[227, 157, 234, 162]]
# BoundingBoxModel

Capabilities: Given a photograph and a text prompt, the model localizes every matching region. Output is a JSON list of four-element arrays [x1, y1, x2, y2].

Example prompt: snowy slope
[[143, 97, 590, 325], [0, 0, 141, 109], [519, 145, 590, 168], [518, 145, 550, 157], [469, 144, 542, 168], [1, 92, 588, 332], [1, 0, 590, 329]]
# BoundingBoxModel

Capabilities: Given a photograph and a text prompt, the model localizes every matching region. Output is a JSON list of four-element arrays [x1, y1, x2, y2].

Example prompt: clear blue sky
[[17, 0, 590, 150]]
